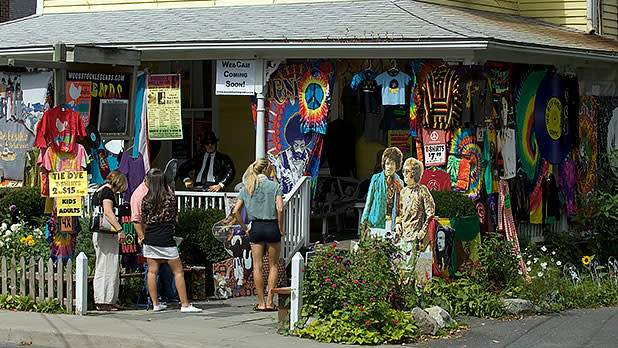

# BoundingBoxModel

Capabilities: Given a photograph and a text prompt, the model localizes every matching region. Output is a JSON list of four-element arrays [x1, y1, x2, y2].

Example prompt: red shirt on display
[[34, 107, 86, 152], [420, 169, 452, 191]]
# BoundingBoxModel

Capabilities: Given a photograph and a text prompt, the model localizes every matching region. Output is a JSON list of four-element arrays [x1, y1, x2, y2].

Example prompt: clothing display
[[298, 69, 330, 135], [22, 147, 41, 188], [420, 168, 452, 191], [449, 128, 483, 197], [497, 180, 527, 276], [557, 158, 578, 216], [34, 106, 86, 152], [375, 70, 411, 105], [118, 151, 145, 201], [39, 144, 87, 196], [497, 128, 517, 179], [47, 215, 80, 265], [460, 70, 493, 126], [420, 66, 463, 129]]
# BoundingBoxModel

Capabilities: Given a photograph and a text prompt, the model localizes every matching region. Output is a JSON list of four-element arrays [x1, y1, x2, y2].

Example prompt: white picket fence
[[0, 256, 74, 313]]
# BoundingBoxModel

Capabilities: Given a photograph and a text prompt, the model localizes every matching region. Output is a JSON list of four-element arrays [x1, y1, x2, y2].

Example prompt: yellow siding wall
[[420, 0, 519, 14], [519, 0, 588, 33], [602, 0, 618, 38]]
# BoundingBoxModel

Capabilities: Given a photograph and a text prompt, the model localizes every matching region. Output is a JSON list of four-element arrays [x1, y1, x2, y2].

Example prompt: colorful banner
[[0, 72, 53, 181], [147, 74, 183, 140], [65, 81, 92, 125], [388, 130, 411, 154], [56, 196, 82, 217], [48, 171, 88, 197]]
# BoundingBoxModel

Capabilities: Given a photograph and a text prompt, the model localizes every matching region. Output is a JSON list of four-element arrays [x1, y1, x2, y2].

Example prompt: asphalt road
[[410, 306, 618, 348]]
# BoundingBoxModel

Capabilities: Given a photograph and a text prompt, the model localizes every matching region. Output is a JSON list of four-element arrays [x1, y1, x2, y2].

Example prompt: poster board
[[65, 81, 92, 126], [147, 74, 183, 140], [97, 99, 129, 136]]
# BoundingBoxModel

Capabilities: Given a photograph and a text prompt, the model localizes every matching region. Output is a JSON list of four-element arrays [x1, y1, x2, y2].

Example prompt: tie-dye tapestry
[[515, 70, 546, 181], [576, 96, 598, 196], [449, 128, 483, 198], [251, 62, 334, 194]]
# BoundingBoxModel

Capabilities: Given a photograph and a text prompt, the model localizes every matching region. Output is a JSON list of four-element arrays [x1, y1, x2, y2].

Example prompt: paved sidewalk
[[2, 298, 618, 348], [0, 296, 329, 348]]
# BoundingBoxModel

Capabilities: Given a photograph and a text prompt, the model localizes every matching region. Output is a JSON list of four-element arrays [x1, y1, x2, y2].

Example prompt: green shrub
[[430, 190, 476, 218], [462, 232, 521, 291], [0, 187, 46, 224], [75, 217, 96, 274], [0, 215, 48, 261], [175, 208, 228, 266], [0, 294, 66, 314]]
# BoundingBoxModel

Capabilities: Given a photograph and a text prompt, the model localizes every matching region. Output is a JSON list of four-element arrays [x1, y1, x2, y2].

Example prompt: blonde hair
[[243, 158, 269, 196], [105, 170, 128, 192], [403, 157, 424, 184]]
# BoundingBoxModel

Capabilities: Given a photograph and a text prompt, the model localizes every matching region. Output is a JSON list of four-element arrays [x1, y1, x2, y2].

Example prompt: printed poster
[[147, 74, 183, 140], [422, 128, 449, 167], [0, 72, 53, 181], [65, 81, 92, 126]]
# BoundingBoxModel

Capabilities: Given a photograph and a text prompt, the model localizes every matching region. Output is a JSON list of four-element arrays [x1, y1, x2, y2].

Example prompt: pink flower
[[353, 280, 359, 284], [363, 281, 367, 285], [370, 297, 375, 301], [393, 319, 398, 324], [325, 278, 331, 283], [332, 284, 337, 288], [343, 302, 348, 306], [332, 243, 337, 247], [375, 281, 379, 285], [365, 320, 371, 325], [360, 250, 364, 254], [359, 307, 364, 311], [345, 279, 349, 282]]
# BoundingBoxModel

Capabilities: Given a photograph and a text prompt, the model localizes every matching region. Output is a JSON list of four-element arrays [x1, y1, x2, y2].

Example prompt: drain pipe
[[587, 0, 598, 34]]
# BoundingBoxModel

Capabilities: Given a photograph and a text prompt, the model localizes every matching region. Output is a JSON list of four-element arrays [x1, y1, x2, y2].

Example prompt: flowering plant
[[0, 209, 48, 261]]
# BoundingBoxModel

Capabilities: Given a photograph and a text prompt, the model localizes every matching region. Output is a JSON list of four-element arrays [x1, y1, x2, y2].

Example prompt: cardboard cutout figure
[[360, 147, 404, 236]]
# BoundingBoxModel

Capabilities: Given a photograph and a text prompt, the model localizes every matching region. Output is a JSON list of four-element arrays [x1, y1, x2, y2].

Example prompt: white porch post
[[255, 91, 266, 159], [75, 252, 88, 315]]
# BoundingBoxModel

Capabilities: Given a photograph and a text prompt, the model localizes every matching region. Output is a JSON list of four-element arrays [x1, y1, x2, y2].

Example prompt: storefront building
[[1, 0, 618, 246]]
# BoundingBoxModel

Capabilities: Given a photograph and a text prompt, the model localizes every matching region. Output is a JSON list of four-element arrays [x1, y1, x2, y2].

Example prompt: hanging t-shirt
[[375, 71, 411, 106], [119, 151, 146, 201], [497, 128, 517, 179], [39, 144, 87, 196], [422, 128, 450, 167], [34, 107, 86, 152], [460, 70, 493, 126], [420, 169, 452, 191]]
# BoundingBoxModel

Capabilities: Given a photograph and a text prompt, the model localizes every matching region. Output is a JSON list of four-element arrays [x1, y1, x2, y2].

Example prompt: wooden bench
[[271, 287, 291, 323]]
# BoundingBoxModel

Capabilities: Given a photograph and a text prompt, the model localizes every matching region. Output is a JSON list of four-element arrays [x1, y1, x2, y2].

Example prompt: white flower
[[541, 262, 548, 270], [518, 270, 523, 275], [541, 246, 547, 252], [4, 230, 11, 237], [0, 240, 3, 247], [10, 224, 21, 232], [526, 260, 531, 265], [556, 261, 562, 266], [34, 228, 42, 236], [537, 271, 544, 277], [552, 251, 556, 255], [0, 223, 6, 231], [534, 258, 539, 264], [526, 267, 532, 272]]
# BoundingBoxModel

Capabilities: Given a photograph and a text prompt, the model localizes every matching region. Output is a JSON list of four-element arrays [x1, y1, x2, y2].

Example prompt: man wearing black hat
[[178, 131, 235, 192]]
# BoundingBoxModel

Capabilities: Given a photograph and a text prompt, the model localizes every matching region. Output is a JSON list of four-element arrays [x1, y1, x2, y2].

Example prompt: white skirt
[[143, 244, 179, 260]]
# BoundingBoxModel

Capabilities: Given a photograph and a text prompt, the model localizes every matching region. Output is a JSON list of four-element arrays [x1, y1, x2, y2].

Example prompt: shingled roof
[[0, 0, 617, 59]]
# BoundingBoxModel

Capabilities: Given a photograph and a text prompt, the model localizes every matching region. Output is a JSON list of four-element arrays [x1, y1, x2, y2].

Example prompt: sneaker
[[181, 304, 202, 313], [153, 303, 167, 312]]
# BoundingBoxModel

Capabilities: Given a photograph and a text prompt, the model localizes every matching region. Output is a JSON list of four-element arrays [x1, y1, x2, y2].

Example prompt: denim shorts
[[249, 220, 281, 244]]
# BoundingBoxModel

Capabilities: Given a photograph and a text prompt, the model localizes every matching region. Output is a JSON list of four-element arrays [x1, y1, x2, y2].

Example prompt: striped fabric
[[420, 66, 463, 129]]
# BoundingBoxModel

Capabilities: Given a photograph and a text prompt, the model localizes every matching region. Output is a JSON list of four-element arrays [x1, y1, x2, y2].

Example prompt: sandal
[[265, 305, 278, 312], [253, 304, 267, 312]]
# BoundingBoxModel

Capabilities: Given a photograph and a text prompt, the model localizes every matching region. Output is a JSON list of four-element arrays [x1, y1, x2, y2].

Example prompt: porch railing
[[84, 177, 312, 265], [281, 176, 312, 265]]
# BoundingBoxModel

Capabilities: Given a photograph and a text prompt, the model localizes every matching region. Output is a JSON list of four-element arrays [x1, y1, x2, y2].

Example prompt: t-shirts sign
[[422, 129, 449, 167], [216, 60, 255, 95], [147, 74, 183, 140], [48, 171, 88, 197]]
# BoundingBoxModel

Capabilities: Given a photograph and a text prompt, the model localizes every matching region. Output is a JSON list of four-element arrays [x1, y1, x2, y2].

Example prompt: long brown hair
[[243, 158, 269, 196], [144, 168, 171, 212]]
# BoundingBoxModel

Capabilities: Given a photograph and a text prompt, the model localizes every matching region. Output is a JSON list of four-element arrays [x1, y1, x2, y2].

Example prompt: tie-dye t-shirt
[[34, 107, 86, 152], [39, 143, 87, 196]]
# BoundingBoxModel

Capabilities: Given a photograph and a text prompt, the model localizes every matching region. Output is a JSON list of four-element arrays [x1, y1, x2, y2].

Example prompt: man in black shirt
[[178, 131, 235, 192]]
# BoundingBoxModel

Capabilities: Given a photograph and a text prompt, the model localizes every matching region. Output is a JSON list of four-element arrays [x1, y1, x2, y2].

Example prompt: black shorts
[[249, 220, 281, 244]]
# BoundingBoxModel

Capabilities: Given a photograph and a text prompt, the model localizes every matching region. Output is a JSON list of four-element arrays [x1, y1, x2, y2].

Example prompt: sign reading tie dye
[[298, 70, 330, 135]]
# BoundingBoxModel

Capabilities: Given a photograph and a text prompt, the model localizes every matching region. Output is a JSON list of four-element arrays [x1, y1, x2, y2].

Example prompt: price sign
[[49, 171, 88, 197], [424, 144, 446, 166], [57, 197, 82, 217]]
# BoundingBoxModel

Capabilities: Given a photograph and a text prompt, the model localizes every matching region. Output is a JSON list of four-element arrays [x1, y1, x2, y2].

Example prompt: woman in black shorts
[[233, 158, 284, 311]]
